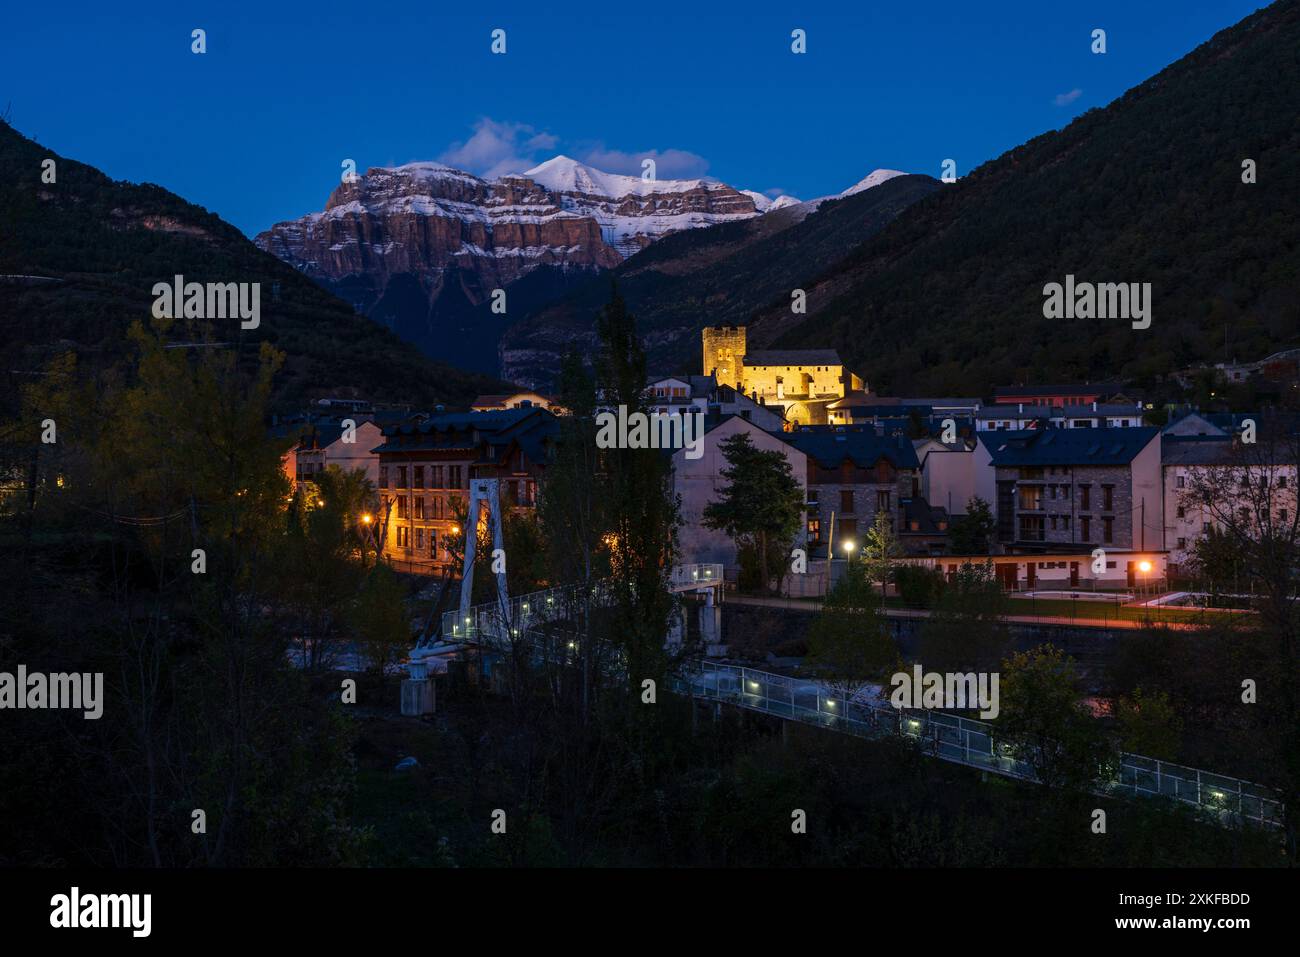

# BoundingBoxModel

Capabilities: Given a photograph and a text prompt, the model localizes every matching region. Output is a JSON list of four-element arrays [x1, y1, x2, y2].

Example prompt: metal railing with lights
[[440, 564, 723, 647], [671, 661, 1283, 828], [669, 563, 723, 590]]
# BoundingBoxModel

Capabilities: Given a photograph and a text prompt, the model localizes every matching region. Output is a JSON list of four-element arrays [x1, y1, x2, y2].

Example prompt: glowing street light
[[1138, 559, 1152, 574], [361, 513, 373, 525]]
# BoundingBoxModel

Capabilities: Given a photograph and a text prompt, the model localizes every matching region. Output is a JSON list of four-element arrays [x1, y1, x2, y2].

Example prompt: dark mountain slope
[[497, 173, 941, 388], [769, 0, 1300, 396], [0, 120, 505, 413]]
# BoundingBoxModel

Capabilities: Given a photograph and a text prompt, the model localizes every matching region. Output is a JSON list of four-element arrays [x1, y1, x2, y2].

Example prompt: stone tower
[[701, 325, 747, 389]]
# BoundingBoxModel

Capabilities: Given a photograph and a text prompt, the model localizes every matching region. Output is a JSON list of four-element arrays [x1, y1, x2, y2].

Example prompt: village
[[277, 325, 1296, 606]]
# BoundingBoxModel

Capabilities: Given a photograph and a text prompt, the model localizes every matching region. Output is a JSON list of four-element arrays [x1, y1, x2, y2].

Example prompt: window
[[1280, 476, 1288, 489], [1177, 537, 1186, 549], [1282, 509, 1289, 522], [1177, 505, 1185, 519], [807, 488, 820, 505], [1080, 484, 1090, 510], [1081, 516, 1091, 541], [413, 466, 424, 489], [414, 497, 424, 519], [1102, 517, 1113, 543], [839, 519, 857, 540], [808, 517, 821, 541], [397, 496, 407, 519], [1102, 485, 1114, 511], [379, 466, 389, 489], [431, 466, 443, 489], [1018, 485, 1042, 511], [429, 531, 438, 559], [398, 466, 408, 487], [1018, 515, 1045, 542], [396, 526, 410, 549], [449, 466, 463, 489], [1176, 475, 1185, 489], [876, 490, 891, 512], [415, 528, 424, 550], [840, 490, 854, 513]]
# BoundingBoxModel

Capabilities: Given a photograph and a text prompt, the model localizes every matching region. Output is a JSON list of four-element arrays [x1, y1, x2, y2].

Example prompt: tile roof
[[979, 427, 1158, 466], [744, 349, 842, 367], [779, 427, 920, 469]]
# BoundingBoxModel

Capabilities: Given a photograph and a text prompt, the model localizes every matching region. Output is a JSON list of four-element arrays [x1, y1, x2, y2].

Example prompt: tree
[[997, 645, 1117, 793], [1187, 526, 1246, 596], [1114, 687, 1182, 761], [702, 431, 803, 594], [1178, 416, 1300, 858], [594, 283, 680, 705], [804, 560, 897, 703], [350, 562, 412, 685], [948, 496, 995, 555], [861, 509, 904, 597], [916, 561, 1011, 672]]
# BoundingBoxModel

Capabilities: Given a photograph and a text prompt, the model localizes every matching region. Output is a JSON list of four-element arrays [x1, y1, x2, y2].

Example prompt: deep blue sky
[[1, 0, 1268, 236]]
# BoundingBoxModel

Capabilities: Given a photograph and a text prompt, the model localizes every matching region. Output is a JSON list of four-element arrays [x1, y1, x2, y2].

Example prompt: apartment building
[[372, 407, 557, 574], [779, 425, 921, 558], [974, 427, 1162, 555], [1162, 436, 1298, 573]]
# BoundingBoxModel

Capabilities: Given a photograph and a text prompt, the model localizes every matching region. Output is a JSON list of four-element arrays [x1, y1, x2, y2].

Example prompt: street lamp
[[842, 539, 856, 559]]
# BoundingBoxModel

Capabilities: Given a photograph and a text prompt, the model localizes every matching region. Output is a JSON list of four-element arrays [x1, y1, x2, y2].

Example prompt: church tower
[[701, 325, 747, 390]]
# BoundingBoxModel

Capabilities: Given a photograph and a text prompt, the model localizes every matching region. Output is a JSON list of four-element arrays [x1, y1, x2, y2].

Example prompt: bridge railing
[[442, 564, 722, 642], [672, 661, 1283, 828], [669, 563, 723, 590]]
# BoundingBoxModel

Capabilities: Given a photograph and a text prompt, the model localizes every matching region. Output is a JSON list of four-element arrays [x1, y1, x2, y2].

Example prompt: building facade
[[372, 408, 556, 574], [779, 426, 921, 558], [701, 325, 865, 426], [975, 428, 1162, 557]]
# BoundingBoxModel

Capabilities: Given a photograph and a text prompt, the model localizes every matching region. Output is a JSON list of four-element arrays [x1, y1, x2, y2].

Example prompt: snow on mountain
[[838, 168, 907, 197], [521, 155, 704, 197]]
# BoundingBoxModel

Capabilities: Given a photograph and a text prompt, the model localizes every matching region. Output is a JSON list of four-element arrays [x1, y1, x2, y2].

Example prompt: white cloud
[[1053, 88, 1083, 107], [577, 146, 710, 180], [438, 118, 558, 179], [435, 119, 713, 182]]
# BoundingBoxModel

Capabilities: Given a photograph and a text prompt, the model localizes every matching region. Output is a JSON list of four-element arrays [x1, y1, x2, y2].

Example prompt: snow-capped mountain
[[253, 156, 906, 375]]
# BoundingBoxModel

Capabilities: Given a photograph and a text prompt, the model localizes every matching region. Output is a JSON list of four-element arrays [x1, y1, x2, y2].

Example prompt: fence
[[672, 661, 1283, 829]]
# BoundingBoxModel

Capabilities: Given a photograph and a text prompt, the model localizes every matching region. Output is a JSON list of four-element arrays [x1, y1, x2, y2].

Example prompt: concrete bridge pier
[[698, 589, 722, 653]]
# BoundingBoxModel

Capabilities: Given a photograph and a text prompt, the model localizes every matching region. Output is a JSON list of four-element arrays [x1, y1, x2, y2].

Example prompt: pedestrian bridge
[[673, 661, 1283, 830], [433, 563, 723, 648]]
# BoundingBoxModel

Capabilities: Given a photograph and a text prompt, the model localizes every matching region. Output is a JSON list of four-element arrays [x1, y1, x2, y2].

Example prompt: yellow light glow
[[361, 513, 373, 525], [450, 524, 460, 534], [317, 499, 325, 507], [1138, 560, 1152, 573], [842, 539, 855, 554]]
